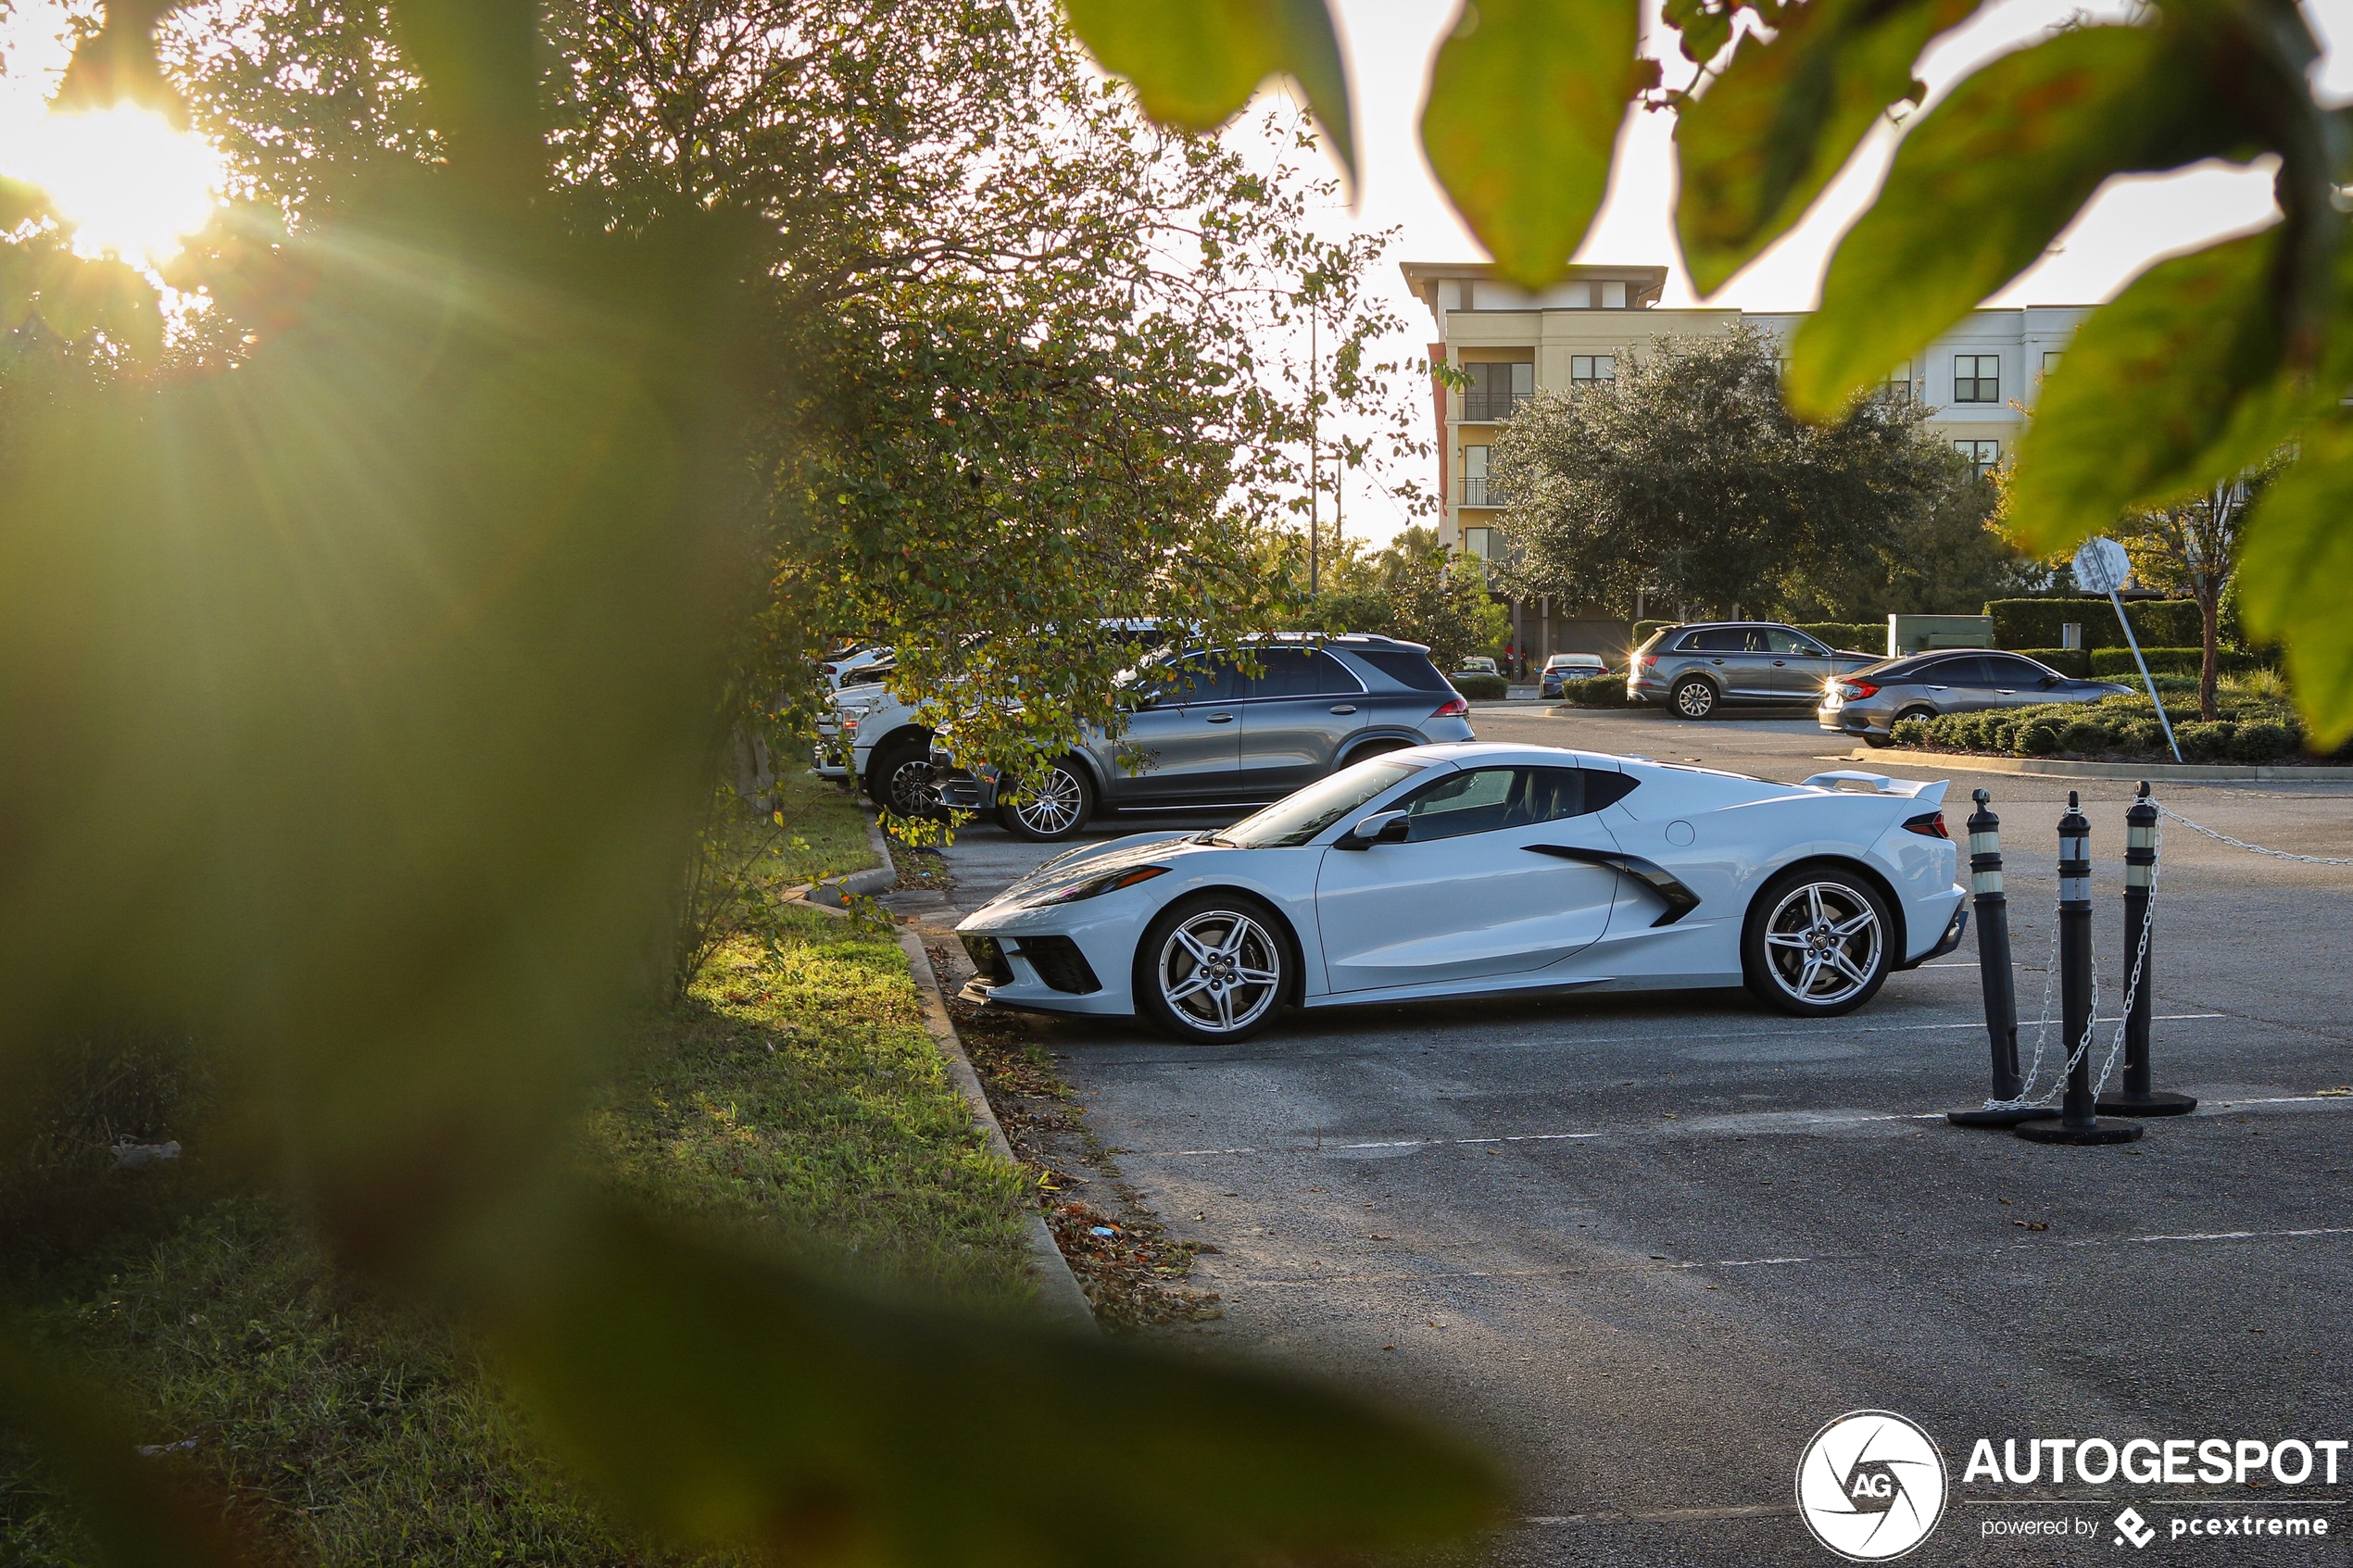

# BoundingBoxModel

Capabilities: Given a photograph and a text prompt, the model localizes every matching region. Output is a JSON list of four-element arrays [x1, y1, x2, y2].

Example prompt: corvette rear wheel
[[1671, 676, 1719, 719], [1137, 893, 1290, 1043], [998, 759, 1094, 841], [1743, 866, 1892, 1016]]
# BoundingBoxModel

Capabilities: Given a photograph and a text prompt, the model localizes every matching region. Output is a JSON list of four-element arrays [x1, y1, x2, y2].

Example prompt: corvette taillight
[[1431, 694, 1470, 719], [1903, 811, 1949, 839], [1838, 681, 1879, 700]]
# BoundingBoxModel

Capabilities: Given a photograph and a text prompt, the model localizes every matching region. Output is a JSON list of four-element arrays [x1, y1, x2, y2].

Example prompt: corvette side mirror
[[1345, 810, 1411, 847]]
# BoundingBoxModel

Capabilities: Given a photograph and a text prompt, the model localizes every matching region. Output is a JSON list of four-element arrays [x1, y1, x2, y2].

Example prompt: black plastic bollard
[[2098, 782, 2196, 1117], [1950, 788, 2055, 1127], [2020, 791, 2142, 1145]]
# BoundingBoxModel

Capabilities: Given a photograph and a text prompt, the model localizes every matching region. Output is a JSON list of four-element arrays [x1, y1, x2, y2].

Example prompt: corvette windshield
[[1213, 759, 1426, 848]]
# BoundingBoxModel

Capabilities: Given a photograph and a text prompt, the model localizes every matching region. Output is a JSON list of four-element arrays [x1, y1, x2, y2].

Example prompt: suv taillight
[[1903, 811, 1949, 839], [1430, 694, 1469, 719], [1638, 655, 1657, 669], [1838, 681, 1879, 701]]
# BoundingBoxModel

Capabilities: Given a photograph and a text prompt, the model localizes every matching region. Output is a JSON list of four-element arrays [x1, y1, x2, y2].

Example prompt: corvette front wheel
[[1136, 893, 1290, 1043], [1742, 866, 1893, 1017]]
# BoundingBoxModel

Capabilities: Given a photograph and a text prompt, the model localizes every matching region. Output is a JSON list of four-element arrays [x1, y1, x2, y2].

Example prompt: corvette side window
[[1400, 767, 1594, 840]]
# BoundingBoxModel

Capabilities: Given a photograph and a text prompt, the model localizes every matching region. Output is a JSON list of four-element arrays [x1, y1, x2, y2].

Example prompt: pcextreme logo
[[1796, 1410, 1950, 1562]]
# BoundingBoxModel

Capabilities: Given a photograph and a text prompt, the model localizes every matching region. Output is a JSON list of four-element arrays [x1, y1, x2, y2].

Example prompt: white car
[[954, 743, 1968, 1042]]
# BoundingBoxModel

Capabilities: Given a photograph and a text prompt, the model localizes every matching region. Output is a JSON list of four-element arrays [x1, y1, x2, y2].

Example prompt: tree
[[0, 3, 1501, 1560], [2112, 456, 2286, 719], [1488, 327, 1963, 621], [1070, 0, 2353, 747], [1298, 526, 1509, 670], [154, 0, 1429, 797]]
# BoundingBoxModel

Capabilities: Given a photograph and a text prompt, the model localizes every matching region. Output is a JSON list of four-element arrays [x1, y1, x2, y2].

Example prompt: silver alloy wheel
[[1155, 909, 1282, 1035], [1674, 678, 1717, 719], [1010, 765, 1085, 836], [886, 756, 938, 817], [1760, 881, 1882, 1007]]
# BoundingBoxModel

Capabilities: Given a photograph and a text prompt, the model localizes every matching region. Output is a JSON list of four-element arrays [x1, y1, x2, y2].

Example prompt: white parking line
[[1142, 1081, 2345, 1159]]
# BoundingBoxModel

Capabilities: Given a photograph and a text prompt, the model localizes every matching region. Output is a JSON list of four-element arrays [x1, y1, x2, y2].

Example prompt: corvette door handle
[[1328, 705, 1357, 714], [1205, 712, 1234, 723], [1524, 845, 1701, 927]]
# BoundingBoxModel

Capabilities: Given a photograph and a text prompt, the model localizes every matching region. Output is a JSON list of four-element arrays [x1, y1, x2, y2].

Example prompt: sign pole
[[2074, 536, 2182, 765]]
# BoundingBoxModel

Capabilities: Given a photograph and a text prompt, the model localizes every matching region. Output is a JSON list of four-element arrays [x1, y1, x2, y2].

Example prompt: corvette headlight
[[1024, 864, 1171, 907]]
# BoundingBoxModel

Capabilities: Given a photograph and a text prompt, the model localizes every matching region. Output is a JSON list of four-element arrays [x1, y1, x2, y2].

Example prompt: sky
[[1299, 0, 2353, 544]]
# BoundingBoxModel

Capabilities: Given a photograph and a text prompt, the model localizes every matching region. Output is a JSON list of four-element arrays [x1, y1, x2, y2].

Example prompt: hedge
[[1556, 672, 1629, 707], [1794, 621, 1884, 654], [2012, 648, 2090, 678], [1632, 619, 1675, 648], [1888, 695, 2342, 764], [2086, 646, 2267, 678], [1449, 672, 1510, 700], [1985, 597, 2204, 650]]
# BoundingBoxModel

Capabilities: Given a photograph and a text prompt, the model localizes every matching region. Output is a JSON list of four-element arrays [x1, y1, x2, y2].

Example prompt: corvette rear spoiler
[[1801, 770, 1949, 806]]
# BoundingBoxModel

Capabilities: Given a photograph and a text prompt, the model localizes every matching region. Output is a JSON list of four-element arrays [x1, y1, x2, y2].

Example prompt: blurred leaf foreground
[[0, 2, 1503, 1562]]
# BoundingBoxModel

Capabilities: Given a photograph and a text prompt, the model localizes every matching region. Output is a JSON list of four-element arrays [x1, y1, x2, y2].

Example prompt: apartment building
[[1403, 261, 2091, 664]]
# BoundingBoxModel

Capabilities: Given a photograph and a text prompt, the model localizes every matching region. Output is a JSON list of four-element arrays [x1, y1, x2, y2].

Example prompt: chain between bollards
[[1947, 789, 2057, 1128], [2098, 782, 2196, 1117], [2019, 791, 2143, 1146]]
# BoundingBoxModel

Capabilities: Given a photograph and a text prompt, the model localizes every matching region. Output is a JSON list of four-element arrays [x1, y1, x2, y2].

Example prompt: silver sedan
[[1818, 650, 2130, 746]]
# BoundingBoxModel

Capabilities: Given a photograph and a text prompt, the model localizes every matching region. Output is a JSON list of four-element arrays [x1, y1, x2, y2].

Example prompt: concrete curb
[[1843, 748, 2353, 783], [806, 811, 900, 906], [893, 928, 1098, 1333]]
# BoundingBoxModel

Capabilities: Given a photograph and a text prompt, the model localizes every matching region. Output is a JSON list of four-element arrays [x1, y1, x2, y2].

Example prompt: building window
[[1462, 361, 1532, 421], [1601, 281, 1627, 308], [1955, 439, 1999, 479], [1460, 445, 1494, 507], [2041, 350, 2062, 377], [1953, 354, 2000, 404], [1570, 354, 1615, 385], [1463, 527, 1491, 560], [1880, 360, 1912, 403]]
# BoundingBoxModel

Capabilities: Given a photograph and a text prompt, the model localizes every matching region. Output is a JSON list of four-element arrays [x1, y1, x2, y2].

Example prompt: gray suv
[[931, 633, 1477, 839], [1819, 650, 2129, 746], [1629, 622, 1881, 720]]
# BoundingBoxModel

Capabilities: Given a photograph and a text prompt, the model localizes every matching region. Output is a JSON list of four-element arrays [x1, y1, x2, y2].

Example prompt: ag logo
[[1795, 1410, 1948, 1561]]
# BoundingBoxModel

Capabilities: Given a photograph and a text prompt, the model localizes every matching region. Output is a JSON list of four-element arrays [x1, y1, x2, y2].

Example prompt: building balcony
[[1456, 477, 1513, 508], [1456, 389, 1533, 422]]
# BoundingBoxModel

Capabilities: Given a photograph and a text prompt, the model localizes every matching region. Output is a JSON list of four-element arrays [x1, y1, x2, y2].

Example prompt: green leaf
[[1674, 0, 1979, 297], [2007, 229, 2307, 553], [2238, 415, 2353, 746], [0, 174, 50, 229], [1424, 0, 1642, 290], [1787, 22, 2242, 419], [1061, 0, 1356, 181], [499, 1203, 1508, 1564]]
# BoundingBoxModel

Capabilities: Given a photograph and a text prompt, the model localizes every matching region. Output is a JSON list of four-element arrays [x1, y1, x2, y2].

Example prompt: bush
[[1885, 693, 2322, 763], [1449, 672, 1510, 700], [2010, 647, 2090, 678], [2086, 646, 2267, 679], [1793, 621, 1885, 654], [1557, 673, 1628, 707], [1986, 597, 2204, 650]]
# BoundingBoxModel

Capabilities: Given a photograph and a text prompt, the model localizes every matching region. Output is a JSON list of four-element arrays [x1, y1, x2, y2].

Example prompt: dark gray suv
[[931, 634, 1477, 839], [1628, 621, 1881, 720]]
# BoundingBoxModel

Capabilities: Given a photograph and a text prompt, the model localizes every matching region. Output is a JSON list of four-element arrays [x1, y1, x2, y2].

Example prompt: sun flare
[[6, 103, 223, 264]]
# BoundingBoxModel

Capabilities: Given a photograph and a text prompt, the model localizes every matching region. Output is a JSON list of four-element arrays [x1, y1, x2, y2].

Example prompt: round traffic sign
[[2072, 536, 2130, 595]]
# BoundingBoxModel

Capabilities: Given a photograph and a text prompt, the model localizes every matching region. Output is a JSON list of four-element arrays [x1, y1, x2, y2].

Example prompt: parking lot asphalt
[[900, 707, 2353, 1566]]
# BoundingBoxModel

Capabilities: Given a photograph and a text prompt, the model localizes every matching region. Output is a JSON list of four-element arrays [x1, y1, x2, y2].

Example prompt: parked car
[[1455, 656, 1500, 677], [1538, 651, 1610, 698], [1818, 650, 2131, 746], [820, 644, 891, 690], [1628, 622, 1881, 719], [930, 633, 1477, 840], [953, 743, 1968, 1040], [828, 621, 1167, 812]]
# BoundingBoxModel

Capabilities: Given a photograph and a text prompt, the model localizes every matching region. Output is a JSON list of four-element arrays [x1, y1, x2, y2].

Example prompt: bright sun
[[6, 103, 223, 265]]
